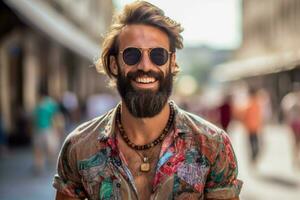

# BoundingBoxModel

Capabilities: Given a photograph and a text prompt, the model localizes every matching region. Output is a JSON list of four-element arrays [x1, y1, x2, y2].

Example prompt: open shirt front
[[53, 101, 243, 200]]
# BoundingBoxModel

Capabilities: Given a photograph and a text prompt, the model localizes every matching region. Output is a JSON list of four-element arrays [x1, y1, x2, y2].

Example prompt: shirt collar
[[171, 101, 192, 135], [96, 102, 120, 143]]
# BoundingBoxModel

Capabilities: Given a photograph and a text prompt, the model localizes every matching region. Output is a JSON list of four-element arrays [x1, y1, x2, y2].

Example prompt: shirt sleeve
[[53, 136, 87, 199], [204, 130, 243, 199]]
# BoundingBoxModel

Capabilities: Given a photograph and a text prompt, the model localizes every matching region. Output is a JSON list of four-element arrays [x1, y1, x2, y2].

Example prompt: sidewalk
[[0, 148, 56, 200], [229, 122, 300, 200]]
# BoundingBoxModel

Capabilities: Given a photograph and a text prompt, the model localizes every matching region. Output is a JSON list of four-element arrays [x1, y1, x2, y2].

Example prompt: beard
[[116, 66, 173, 118]]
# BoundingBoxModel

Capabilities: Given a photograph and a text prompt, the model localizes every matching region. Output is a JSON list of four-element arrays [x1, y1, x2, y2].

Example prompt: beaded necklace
[[116, 103, 174, 172]]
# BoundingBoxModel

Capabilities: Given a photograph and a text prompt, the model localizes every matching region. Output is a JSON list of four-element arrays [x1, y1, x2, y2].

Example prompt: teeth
[[136, 77, 156, 83]]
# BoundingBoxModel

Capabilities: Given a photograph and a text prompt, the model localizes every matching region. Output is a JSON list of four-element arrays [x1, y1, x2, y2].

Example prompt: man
[[218, 94, 233, 132], [53, 1, 242, 199], [241, 88, 262, 166], [281, 83, 300, 168], [33, 88, 60, 174]]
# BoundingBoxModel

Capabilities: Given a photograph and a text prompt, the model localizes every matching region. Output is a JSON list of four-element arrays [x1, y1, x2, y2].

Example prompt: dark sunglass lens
[[123, 48, 141, 65], [150, 48, 169, 66]]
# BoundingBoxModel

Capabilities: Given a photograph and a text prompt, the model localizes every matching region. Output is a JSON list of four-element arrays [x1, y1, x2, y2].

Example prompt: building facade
[[213, 0, 300, 121], [0, 0, 113, 145]]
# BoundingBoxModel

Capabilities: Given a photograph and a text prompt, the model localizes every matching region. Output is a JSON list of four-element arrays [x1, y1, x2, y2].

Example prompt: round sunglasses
[[119, 47, 172, 66]]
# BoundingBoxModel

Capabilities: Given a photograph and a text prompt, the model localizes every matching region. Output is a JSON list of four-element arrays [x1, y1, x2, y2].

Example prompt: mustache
[[126, 70, 163, 81]]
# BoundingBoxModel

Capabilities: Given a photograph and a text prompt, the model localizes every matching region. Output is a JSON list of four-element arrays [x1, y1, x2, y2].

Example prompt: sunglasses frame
[[119, 47, 172, 66]]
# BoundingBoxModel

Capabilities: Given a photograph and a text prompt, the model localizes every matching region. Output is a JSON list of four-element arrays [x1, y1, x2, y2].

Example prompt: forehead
[[118, 24, 170, 50]]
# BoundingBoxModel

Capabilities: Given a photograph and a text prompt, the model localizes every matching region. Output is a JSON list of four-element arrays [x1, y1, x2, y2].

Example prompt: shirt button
[[116, 183, 121, 188], [167, 162, 172, 166], [115, 160, 122, 166]]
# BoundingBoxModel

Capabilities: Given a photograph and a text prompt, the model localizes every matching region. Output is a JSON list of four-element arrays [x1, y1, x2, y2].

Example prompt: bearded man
[[53, 1, 242, 200]]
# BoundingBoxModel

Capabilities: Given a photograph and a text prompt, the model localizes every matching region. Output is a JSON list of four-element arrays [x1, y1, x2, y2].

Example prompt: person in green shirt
[[33, 88, 60, 174]]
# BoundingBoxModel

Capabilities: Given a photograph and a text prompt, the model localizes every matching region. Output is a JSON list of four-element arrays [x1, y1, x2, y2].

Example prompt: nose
[[136, 51, 152, 72]]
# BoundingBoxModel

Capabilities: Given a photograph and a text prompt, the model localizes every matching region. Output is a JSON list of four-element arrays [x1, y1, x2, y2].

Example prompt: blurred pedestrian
[[281, 83, 300, 168], [218, 94, 233, 132], [62, 90, 80, 133], [32, 88, 61, 174], [241, 88, 263, 165]]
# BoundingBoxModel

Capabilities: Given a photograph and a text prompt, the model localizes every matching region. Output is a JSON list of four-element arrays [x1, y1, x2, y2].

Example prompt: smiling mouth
[[134, 76, 157, 84]]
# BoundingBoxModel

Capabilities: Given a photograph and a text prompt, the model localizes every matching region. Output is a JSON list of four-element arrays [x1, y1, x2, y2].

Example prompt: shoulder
[[176, 107, 224, 140], [62, 108, 115, 160], [175, 106, 230, 163]]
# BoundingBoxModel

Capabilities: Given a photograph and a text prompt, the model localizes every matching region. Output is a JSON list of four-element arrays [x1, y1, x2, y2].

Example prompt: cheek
[[117, 59, 130, 75], [116, 61, 128, 77], [118, 67, 134, 80], [123, 68, 132, 77]]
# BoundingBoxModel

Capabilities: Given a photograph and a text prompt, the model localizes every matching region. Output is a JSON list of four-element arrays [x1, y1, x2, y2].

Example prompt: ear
[[109, 56, 118, 76], [170, 53, 177, 74]]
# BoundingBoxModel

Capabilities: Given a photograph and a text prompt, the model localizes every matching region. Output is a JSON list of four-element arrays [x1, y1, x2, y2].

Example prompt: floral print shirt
[[53, 101, 242, 199]]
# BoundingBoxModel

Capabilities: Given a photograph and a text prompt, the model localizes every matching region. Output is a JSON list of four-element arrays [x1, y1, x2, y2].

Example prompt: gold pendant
[[140, 157, 150, 172], [140, 162, 150, 172]]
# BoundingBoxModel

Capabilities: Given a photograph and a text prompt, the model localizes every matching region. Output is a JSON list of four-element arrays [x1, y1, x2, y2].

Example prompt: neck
[[120, 101, 170, 146]]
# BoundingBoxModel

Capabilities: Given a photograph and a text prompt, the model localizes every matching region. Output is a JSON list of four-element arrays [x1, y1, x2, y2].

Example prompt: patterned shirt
[[53, 101, 242, 199]]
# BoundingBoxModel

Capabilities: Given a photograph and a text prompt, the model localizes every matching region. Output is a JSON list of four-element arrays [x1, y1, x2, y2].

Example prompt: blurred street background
[[1, 0, 300, 199]]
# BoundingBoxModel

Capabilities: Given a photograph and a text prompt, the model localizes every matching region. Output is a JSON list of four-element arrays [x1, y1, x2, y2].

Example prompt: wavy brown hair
[[96, 1, 184, 82]]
